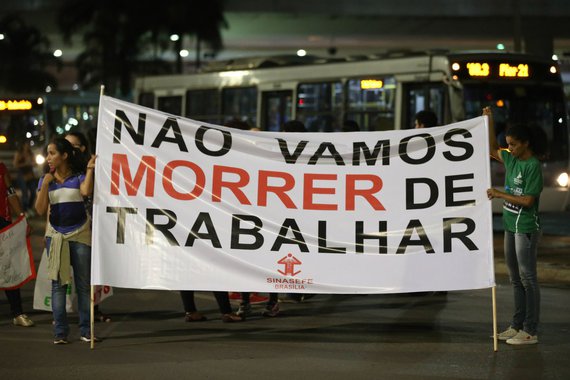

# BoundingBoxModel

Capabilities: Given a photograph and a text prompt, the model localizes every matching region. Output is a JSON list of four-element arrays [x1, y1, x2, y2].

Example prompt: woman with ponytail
[[484, 107, 546, 346], [35, 137, 98, 344]]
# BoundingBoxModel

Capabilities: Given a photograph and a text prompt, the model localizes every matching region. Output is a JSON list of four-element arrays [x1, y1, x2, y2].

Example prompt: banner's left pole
[[90, 85, 105, 350], [90, 285, 94, 349], [492, 286, 498, 352]]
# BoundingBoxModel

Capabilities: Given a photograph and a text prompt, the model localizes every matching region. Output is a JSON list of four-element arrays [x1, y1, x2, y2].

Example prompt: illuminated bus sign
[[453, 59, 542, 80], [499, 63, 529, 77], [466, 62, 490, 77], [360, 79, 383, 89], [0, 99, 33, 111]]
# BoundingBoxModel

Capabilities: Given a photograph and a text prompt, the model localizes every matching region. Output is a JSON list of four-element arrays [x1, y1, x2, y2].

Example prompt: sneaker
[[506, 330, 538, 345], [95, 310, 112, 323], [496, 326, 519, 341], [80, 335, 102, 343], [221, 313, 244, 323], [53, 337, 68, 345], [184, 312, 207, 322], [249, 293, 269, 304], [236, 303, 252, 317], [262, 303, 280, 318], [13, 314, 34, 327]]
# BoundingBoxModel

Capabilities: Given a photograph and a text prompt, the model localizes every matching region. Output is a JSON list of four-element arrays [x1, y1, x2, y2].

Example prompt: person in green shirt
[[484, 107, 547, 346]]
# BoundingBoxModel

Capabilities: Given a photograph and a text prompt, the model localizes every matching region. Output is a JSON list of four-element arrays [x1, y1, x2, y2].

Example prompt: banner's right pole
[[492, 286, 498, 352]]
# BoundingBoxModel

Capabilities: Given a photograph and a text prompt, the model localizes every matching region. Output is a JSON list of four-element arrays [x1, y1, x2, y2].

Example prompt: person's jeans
[[47, 237, 92, 338], [504, 230, 541, 335]]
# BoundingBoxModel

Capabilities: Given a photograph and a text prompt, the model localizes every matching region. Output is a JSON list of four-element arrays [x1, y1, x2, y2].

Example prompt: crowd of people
[[1, 109, 545, 346]]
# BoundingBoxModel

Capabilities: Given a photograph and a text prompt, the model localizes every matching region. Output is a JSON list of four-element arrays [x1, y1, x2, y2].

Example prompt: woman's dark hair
[[505, 124, 548, 158], [67, 131, 90, 152], [66, 131, 91, 171], [50, 137, 87, 174]]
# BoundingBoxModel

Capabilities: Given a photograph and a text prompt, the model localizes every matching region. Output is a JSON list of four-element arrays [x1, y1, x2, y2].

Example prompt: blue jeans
[[504, 230, 541, 335], [46, 237, 92, 338]]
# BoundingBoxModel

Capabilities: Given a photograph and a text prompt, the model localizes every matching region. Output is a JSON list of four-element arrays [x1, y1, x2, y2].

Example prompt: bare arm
[[35, 174, 54, 216], [483, 107, 502, 162], [487, 188, 536, 208], [80, 155, 96, 197]]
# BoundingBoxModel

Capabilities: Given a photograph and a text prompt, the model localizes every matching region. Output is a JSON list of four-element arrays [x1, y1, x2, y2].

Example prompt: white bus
[[133, 51, 570, 212]]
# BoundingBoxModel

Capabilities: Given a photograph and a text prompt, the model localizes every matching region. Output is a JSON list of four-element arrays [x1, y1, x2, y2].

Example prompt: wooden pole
[[90, 288, 94, 349], [90, 85, 105, 350], [492, 286, 498, 352]]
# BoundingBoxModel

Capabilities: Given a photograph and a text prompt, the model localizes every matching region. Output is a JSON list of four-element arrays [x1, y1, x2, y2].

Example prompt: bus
[[133, 51, 570, 212], [0, 91, 99, 174]]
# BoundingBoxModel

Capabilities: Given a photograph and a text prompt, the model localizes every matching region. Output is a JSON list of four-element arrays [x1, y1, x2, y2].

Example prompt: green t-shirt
[[500, 149, 543, 233]]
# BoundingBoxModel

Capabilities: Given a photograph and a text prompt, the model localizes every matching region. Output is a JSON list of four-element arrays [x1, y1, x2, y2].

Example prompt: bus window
[[403, 84, 446, 129], [261, 90, 292, 131], [296, 82, 342, 132], [157, 96, 183, 116], [138, 92, 155, 109], [221, 87, 257, 126], [186, 89, 219, 124], [346, 77, 396, 131]]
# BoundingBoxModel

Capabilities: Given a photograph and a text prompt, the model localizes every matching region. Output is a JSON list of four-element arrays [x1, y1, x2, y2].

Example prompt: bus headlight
[[35, 154, 46, 165], [557, 172, 569, 187]]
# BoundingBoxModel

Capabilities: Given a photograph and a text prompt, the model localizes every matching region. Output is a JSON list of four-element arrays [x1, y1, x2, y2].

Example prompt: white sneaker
[[80, 335, 101, 343], [506, 330, 538, 345], [496, 326, 518, 341]]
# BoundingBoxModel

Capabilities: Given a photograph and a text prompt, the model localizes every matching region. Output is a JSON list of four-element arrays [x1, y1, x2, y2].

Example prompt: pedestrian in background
[[414, 110, 438, 129], [12, 141, 37, 216], [484, 106, 546, 345]]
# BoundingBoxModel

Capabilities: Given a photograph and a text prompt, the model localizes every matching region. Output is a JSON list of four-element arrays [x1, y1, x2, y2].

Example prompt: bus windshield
[[462, 83, 568, 162]]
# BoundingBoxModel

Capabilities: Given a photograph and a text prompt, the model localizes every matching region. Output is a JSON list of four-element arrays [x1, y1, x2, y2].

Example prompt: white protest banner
[[92, 95, 494, 293], [0, 216, 36, 290]]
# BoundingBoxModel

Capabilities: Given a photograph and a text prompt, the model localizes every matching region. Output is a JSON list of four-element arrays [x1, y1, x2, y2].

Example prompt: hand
[[43, 172, 55, 185], [482, 106, 494, 127], [487, 188, 501, 200], [87, 154, 97, 170]]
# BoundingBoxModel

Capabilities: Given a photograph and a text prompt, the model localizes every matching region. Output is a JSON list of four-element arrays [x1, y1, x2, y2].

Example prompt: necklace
[[55, 170, 72, 182]]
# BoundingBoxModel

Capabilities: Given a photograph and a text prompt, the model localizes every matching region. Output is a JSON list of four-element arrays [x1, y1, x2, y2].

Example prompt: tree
[[57, 0, 227, 98], [0, 14, 59, 94]]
